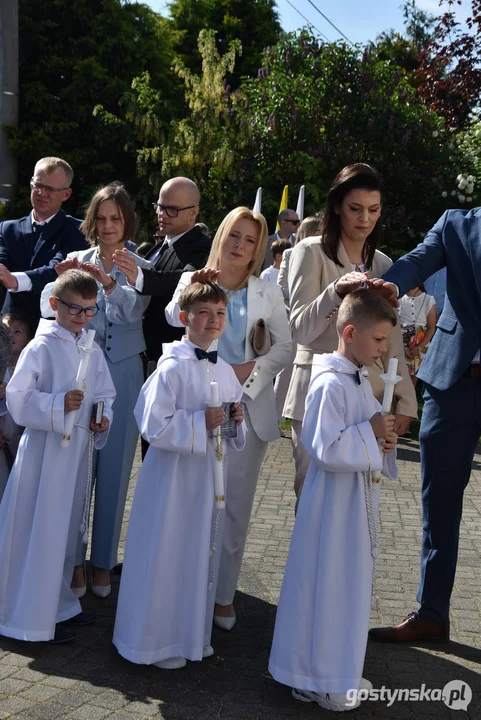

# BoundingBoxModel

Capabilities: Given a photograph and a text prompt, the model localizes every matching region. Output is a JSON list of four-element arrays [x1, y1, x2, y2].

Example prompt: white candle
[[61, 329, 96, 447], [380, 357, 400, 415], [373, 357, 402, 480], [209, 381, 225, 509]]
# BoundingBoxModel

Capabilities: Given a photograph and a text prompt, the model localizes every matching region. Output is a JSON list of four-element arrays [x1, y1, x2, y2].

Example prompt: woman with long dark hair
[[284, 164, 417, 498]]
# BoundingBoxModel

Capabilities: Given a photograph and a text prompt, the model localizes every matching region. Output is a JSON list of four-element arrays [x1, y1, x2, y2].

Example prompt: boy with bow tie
[[113, 282, 245, 669]]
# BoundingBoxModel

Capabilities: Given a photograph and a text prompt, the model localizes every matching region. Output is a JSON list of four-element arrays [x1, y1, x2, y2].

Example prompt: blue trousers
[[417, 376, 481, 624], [76, 353, 143, 570]]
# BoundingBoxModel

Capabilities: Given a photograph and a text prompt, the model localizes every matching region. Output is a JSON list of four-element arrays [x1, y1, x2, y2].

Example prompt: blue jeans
[[417, 376, 481, 624]]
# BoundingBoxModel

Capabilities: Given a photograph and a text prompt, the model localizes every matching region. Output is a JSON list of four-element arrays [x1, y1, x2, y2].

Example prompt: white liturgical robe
[[0, 322, 116, 641], [113, 338, 246, 664], [269, 352, 397, 694]]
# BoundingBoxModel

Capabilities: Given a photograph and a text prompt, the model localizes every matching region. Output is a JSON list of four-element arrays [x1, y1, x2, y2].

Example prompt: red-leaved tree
[[417, 0, 481, 130]]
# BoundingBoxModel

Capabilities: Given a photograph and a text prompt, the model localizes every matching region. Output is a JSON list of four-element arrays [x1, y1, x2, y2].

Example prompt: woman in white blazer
[[165, 207, 292, 630], [284, 164, 418, 498]]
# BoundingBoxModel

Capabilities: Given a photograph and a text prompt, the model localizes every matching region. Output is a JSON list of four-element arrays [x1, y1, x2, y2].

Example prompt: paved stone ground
[[0, 435, 480, 719]]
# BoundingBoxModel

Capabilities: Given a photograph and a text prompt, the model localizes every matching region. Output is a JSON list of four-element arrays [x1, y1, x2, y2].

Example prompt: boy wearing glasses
[[0, 270, 116, 644]]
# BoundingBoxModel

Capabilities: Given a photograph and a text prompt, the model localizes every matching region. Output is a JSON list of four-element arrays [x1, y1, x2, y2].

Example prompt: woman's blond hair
[[206, 207, 268, 288]]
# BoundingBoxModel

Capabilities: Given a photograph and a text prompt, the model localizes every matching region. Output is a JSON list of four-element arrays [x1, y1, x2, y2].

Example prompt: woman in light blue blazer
[[42, 184, 151, 598]]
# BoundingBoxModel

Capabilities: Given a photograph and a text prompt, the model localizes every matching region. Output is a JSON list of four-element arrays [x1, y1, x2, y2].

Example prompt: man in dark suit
[[0, 157, 86, 327], [367, 207, 481, 644], [114, 177, 210, 363], [263, 208, 299, 269]]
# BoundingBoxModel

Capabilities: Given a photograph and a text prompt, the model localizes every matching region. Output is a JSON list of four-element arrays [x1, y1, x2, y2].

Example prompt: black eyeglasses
[[286, 218, 300, 226], [54, 297, 99, 317], [151, 203, 196, 218], [30, 178, 69, 194]]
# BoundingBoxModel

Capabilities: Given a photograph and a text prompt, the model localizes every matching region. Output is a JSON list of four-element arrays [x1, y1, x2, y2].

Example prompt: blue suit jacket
[[0, 210, 87, 325], [383, 207, 481, 390]]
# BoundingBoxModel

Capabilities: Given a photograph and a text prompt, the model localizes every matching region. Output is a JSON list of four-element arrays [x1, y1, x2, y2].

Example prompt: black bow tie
[[194, 348, 218, 364]]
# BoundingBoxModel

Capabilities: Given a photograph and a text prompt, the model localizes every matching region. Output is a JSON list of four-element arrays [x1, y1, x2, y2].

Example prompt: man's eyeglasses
[[54, 297, 99, 317], [30, 178, 70, 194], [286, 218, 300, 226], [151, 203, 196, 218]]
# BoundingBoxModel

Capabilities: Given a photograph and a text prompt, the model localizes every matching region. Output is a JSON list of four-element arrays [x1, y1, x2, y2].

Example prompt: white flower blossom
[[458, 179, 468, 190], [467, 175, 475, 182], [466, 183, 474, 195], [467, 197, 473, 203], [432, 130, 439, 138], [456, 174, 463, 182], [451, 190, 457, 196], [441, 191, 448, 198], [458, 194, 466, 202]]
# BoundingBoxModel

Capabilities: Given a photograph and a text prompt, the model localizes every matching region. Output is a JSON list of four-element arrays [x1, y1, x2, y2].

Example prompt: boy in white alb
[[269, 289, 398, 712], [113, 281, 246, 670], [260, 239, 291, 283], [0, 270, 116, 644]]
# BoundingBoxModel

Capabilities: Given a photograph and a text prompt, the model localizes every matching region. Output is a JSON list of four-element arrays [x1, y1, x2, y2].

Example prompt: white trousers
[[215, 411, 268, 606]]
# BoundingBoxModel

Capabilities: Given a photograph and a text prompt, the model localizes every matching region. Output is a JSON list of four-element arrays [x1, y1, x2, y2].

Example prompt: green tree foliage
[[167, 0, 282, 87], [5, 0, 176, 219], [160, 29, 251, 226], [242, 31, 468, 255]]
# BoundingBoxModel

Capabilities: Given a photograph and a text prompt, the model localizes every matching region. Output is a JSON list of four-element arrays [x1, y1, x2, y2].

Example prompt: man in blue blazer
[[368, 207, 481, 643], [0, 157, 87, 327]]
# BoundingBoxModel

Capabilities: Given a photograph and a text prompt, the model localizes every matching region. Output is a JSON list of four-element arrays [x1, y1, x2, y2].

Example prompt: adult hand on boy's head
[[191, 267, 220, 284], [79, 262, 110, 288], [64, 390, 84, 412], [334, 271, 368, 298], [90, 416, 109, 433], [367, 278, 400, 307], [231, 402, 244, 426], [55, 257, 79, 276], [205, 406, 225, 430]]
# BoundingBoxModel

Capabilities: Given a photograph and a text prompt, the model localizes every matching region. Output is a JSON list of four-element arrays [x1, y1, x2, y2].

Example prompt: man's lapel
[[464, 213, 481, 307], [20, 216, 35, 260], [30, 210, 66, 267]]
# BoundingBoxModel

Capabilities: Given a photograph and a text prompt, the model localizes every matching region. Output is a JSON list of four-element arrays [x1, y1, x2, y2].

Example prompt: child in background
[[399, 285, 436, 387], [269, 289, 398, 712], [114, 281, 245, 670], [0, 312, 32, 499], [0, 270, 116, 644], [260, 239, 291, 284]]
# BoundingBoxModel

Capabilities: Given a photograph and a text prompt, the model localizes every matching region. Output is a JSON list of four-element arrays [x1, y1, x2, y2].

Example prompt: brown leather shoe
[[369, 611, 450, 644]]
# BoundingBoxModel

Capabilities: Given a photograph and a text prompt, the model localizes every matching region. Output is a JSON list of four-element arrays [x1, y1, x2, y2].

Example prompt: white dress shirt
[[133, 231, 188, 292]]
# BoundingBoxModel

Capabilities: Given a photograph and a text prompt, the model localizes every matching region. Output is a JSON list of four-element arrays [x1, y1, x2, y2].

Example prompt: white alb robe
[[113, 338, 246, 664], [269, 352, 397, 694], [0, 322, 116, 641]]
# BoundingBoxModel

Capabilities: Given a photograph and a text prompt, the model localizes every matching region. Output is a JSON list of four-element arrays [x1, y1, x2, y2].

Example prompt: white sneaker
[[203, 645, 214, 658], [359, 677, 373, 691], [153, 657, 186, 670], [292, 687, 360, 712]]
